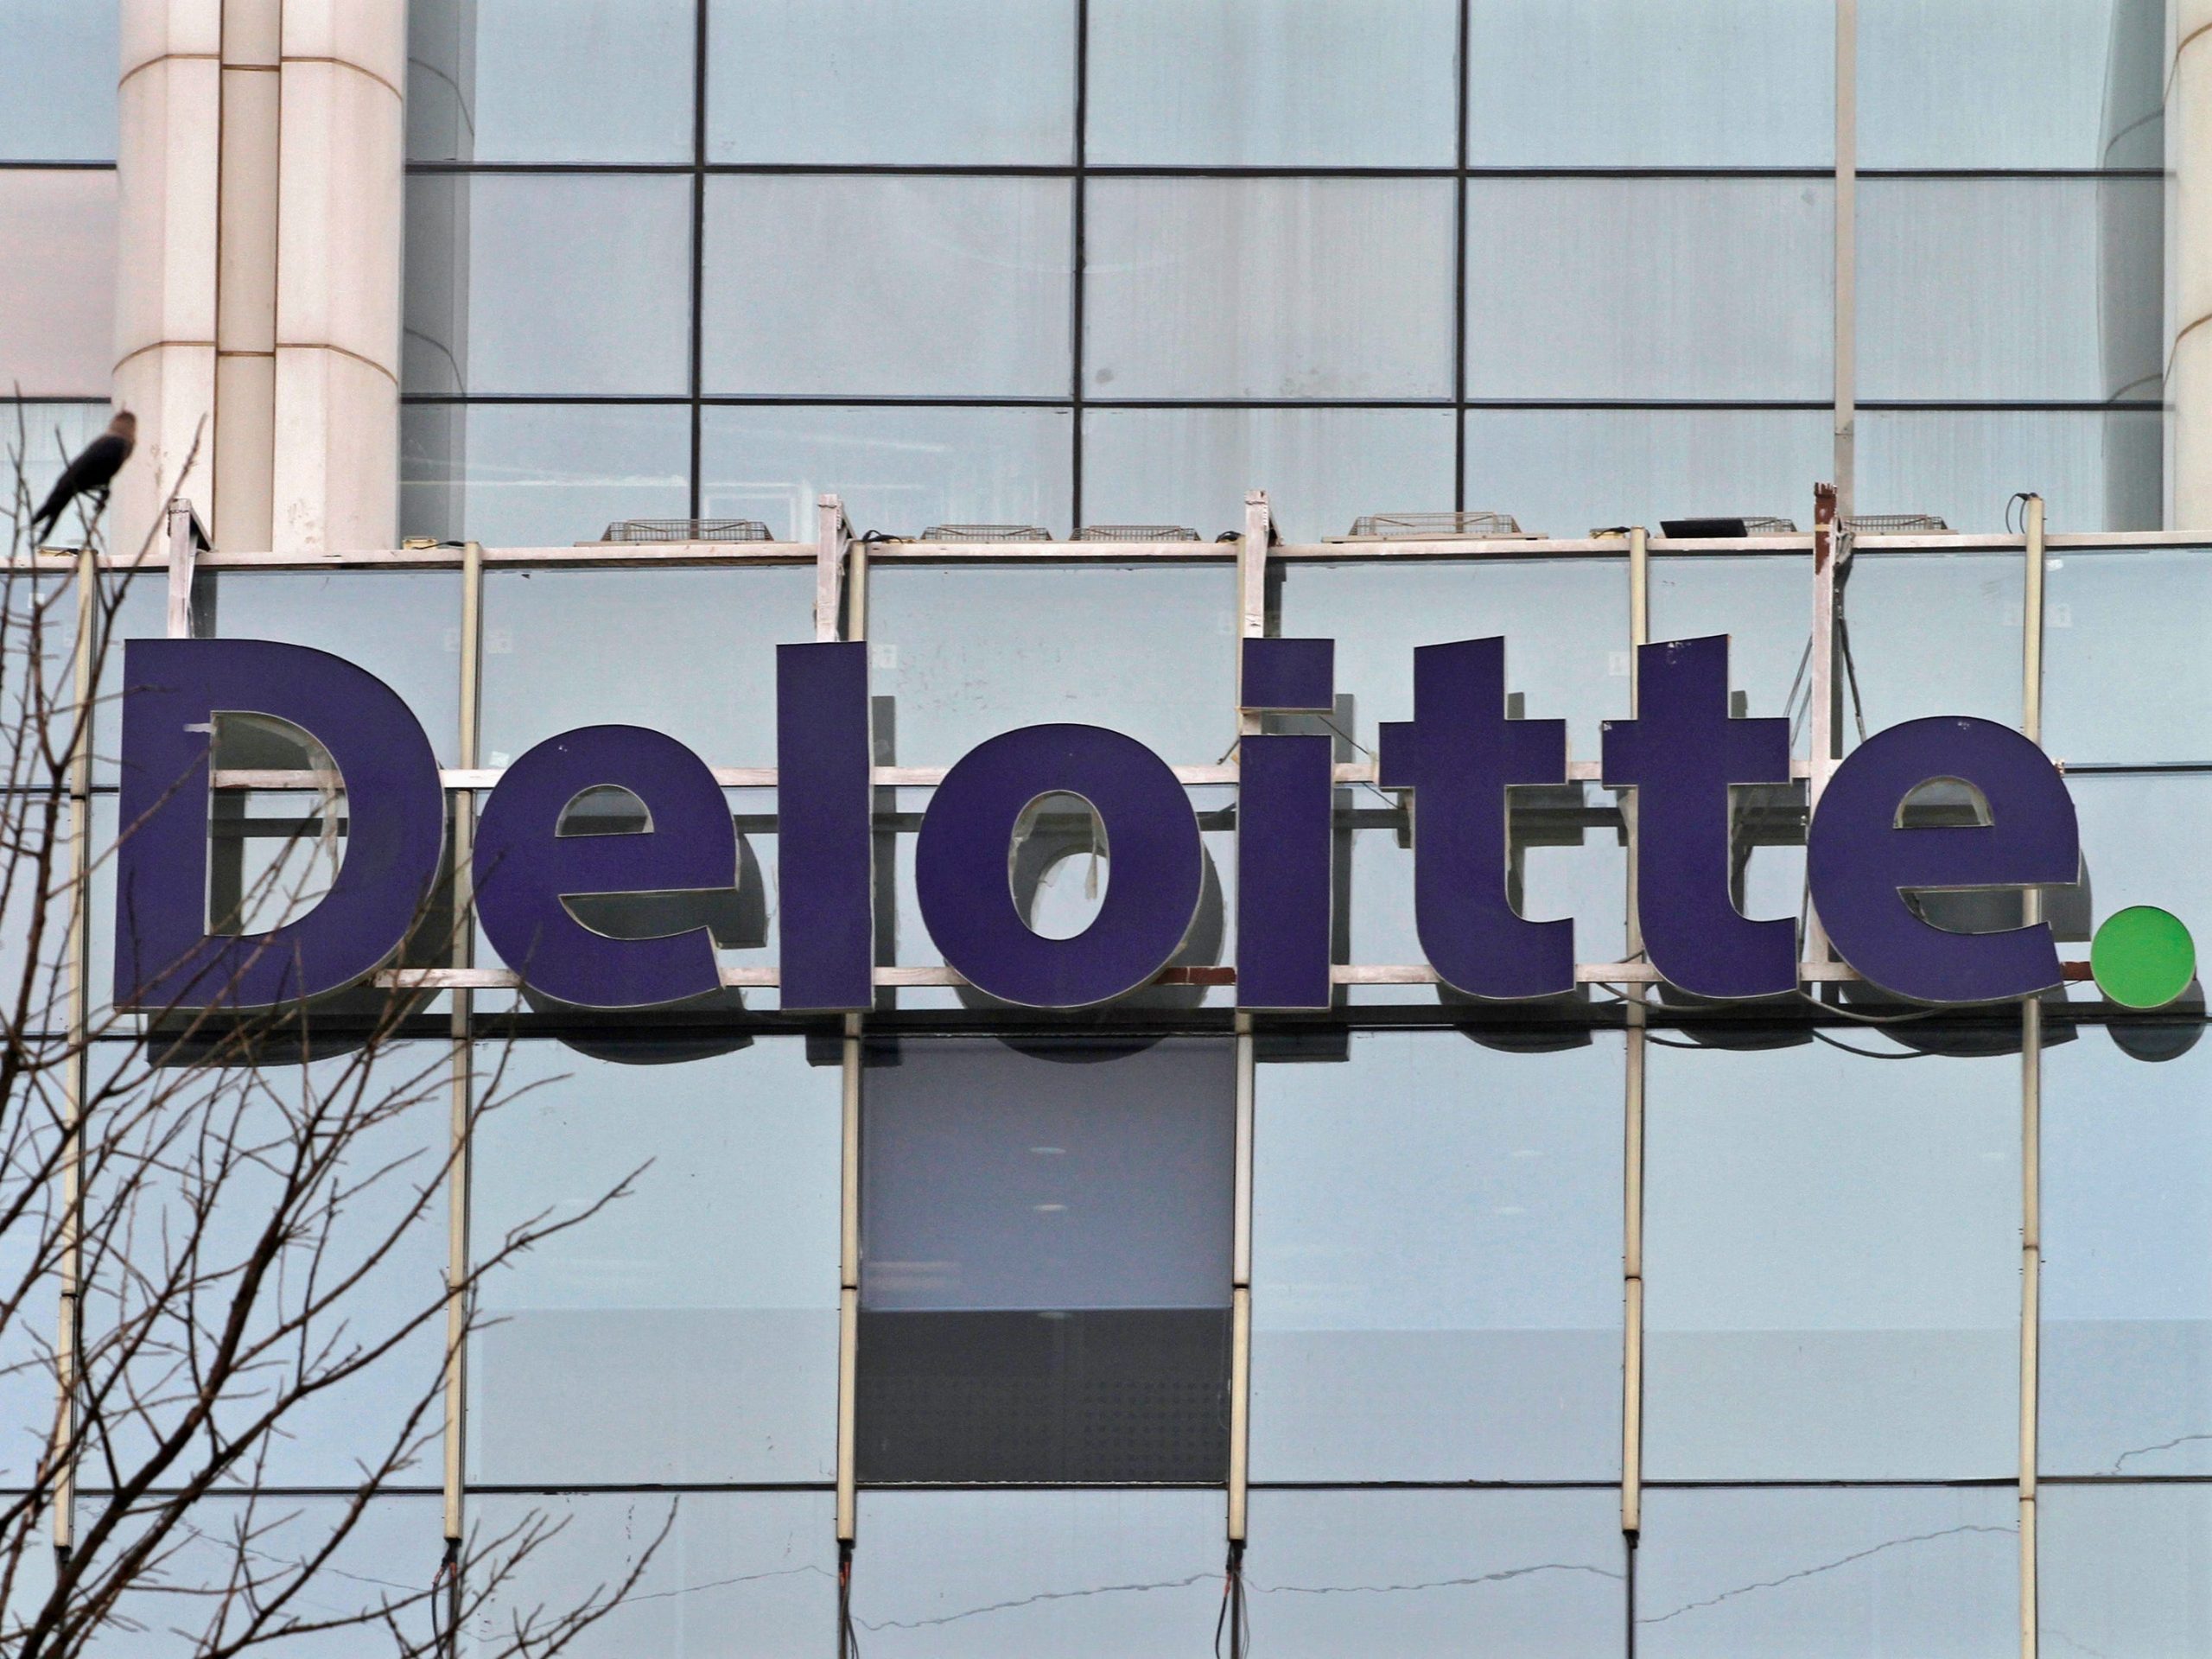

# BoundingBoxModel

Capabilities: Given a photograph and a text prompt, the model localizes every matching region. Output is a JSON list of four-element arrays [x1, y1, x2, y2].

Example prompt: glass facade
[[10, 4, 2210, 1656]]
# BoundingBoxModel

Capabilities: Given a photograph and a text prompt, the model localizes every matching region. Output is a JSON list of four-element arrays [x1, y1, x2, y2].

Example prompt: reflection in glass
[[2039, 1484, 2212, 1655], [702, 404, 1072, 542], [1645, 1037, 2019, 1478], [1856, 409, 2159, 534], [0, 171, 117, 397], [1084, 179, 1455, 399], [1463, 408, 1832, 541], [469, 1491, 838, 1655], [0, 0, 118, 161], [402, 173, 690, 394], [851, 1490, 1222, 1656], [1253, 1032, 1623, 1479], [1637, 1486, 2016, 1655], [1859, 0, 2163, 168], [1245, 1489, 1625, 1655], [868, 562, 1237, 764], [2044, 549, 2212, 765], [706, 0, 1075, 165], [1858, 178, 2160, 404], [1082, 408, 1455, 543], [405, 0, 694, 162], [1088, 0, 1457, 166], [703, 177, 1073, 397], [2043, 1033, 2212, 1474], [1469, 0, 1831, 166], [402, 401, 689, 546], [858, 1037, 1233, 1483], [479, 565, 812, 765], [1465, 178, 1833, 401], [469, 1039, 839, 1483], [1840, 549, 2023, 736]]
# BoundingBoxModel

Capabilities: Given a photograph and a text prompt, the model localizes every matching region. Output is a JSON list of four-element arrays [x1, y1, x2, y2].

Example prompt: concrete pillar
[[113, 1, 221, 556], [2169, 0, 2212, 527], [272, 1, 405, 554], [115, 0, 404, 555]]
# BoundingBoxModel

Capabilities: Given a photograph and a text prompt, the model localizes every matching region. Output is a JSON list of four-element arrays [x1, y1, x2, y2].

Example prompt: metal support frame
[[1620, 526, 1649, 1541], [49, 543, 99, 1560], [1805, 484, 1844, 963], [2018, 495, 2046, 1659], [1834, 0, 1858, 522], [834, 500, 867, 1552], [441, 544, 483, 1581], [1225, 492, 1269, 1548]]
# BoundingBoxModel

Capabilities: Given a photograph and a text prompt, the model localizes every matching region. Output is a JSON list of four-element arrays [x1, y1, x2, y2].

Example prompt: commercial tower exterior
[[7, 2, 2212, 1653]]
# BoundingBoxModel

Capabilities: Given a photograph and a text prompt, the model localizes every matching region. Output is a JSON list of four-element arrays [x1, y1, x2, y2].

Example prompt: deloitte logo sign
[[111, 635, 2194, 1014]]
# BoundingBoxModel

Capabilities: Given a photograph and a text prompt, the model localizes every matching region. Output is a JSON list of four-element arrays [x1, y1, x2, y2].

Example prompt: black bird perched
[[29, 410, 136, 546]]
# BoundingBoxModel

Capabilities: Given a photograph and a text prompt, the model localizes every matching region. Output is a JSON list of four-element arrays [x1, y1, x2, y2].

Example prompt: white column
[[272, 0, 406, 554], [2168, 0, 2212, 527], [113, 1, 221, 556], [116, 0, 404, 555]]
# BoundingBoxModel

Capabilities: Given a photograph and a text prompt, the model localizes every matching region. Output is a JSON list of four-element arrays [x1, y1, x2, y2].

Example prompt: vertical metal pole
[[1805, 485, 1842, 962], [816, 494, 849, 644], [50, 544, 99, 1560], [1833, 0, 1857, 522], [2018, 494, 2045, 1659], [1620, 526, 1648, 1540], [1226, 491, 1268, 1547], [442, 543, 483, 1562], [835, 507, 867, 1549]]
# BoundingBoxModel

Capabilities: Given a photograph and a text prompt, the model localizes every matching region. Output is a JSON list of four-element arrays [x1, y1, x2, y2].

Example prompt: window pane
[[707, 0, 1075, 165], [402, 401, 690, 545], [1645, 1038, 2020, 1478], [2064, 774, 2212, 1006], [1857, 409, 2159, 535], [1649, 552, 1815, 721], [203, 571, 464, 763], [1859, 178, 2160, 404], [1277, 556, 1630, 767], [1084, 179, 1455, 399], [9, 402, 113, 538], [1840, 549, 2024, 735], [1246, 1489, 1625, 1654], [2040, 1484, 2212, 1655], [468, 1491, 838, 1654], [0, 0, 117, 161], [702, 404, 1073, 542], [469, 1039, 839, 1483], [0, 172, 117, 397], [850, 1491, 1223, 1655], [1253, 1031, 1623, 1480], [858, 1037, 1232, 1484], [2044, 547, 2212, 766], [2043, 1029, 2212, 1475], [1088, 0, 1457, 166], [868, 561, 1238, 765], [1082, 407, 1456, 543], [84, 1043, 450, 1487], [1465, 179, 1833, 401], [402, 173, 690, 394], [1463, 409, 1832, 541], [480, 564, 812, 766], [1637, 1487, 2017, 1655], [1859, 0, 2164, 168], [702, 177, 1071, 398], [405, 0, 694, 162], [1469, 0, 1831, 166]]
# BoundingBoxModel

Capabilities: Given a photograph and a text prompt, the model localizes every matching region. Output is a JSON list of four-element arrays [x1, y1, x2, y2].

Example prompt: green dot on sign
[[2091, 906, 2197, 1009]]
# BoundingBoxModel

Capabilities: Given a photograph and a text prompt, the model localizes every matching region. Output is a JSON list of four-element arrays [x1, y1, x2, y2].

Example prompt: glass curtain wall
[[401, 0, 2164, 549]]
